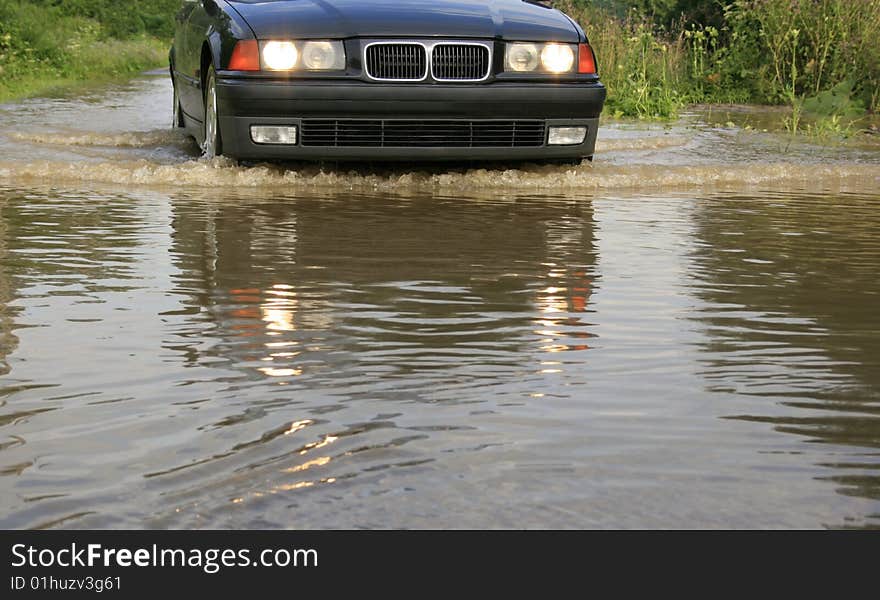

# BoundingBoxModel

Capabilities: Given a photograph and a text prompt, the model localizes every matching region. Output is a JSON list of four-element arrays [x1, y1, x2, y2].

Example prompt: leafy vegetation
[[0, 0, 176, 101], [563, 0, 880, 132]]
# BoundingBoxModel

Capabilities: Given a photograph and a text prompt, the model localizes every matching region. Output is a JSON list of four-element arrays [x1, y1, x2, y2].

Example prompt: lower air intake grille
[[300, 120, 547, 148]]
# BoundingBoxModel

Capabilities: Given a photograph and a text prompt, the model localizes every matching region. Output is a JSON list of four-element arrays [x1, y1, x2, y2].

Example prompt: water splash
[[9, 129, 192, 149], [0, 157, 877, 193]]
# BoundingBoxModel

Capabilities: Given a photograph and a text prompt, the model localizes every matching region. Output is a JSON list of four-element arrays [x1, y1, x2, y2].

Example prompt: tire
[[202, 65, 223, 158]]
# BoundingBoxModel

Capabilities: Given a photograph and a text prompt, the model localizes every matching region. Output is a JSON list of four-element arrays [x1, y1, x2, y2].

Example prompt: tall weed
[[559, 1, 689, 118], [566, 0, 880, 119]]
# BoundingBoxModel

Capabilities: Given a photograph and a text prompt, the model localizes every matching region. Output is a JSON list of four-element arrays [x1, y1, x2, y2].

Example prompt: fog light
[[251, 126, 298, 145], [548, 126, 587, 146]]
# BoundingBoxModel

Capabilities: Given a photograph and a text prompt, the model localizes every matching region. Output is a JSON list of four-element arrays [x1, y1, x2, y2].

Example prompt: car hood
[[227, 0, 580, 42]]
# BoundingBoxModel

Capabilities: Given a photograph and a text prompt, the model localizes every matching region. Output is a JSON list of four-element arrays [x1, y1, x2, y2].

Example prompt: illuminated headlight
[[262, 41, 298, 71], [251, 126, 298, 145], [259, 40, 346, 71], [541, 44, 575, 73], [505, 42, 577, 74], [548, 126, 587, 146], [302, 41, 345, 70]]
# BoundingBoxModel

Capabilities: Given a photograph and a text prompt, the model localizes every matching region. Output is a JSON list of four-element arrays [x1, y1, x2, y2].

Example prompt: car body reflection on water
[[165, 193, 597, 388]]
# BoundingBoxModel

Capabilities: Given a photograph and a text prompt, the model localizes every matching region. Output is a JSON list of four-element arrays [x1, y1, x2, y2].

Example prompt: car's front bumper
[[215, 77, 606, 161]]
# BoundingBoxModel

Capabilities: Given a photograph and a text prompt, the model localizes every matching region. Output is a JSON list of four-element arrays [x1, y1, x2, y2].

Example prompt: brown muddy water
[[0, 73, 879, 529]]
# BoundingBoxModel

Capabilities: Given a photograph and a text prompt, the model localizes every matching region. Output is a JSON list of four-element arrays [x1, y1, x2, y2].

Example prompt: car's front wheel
[[202, 65, 223, 158]]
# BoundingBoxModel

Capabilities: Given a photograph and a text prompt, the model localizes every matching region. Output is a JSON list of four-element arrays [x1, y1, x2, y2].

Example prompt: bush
[[25, 0, 180, 38], [0, 0, 170, 99], [565, 0, 880, 117], [623, 0, 728, 29], [726, 0, 880, 112]]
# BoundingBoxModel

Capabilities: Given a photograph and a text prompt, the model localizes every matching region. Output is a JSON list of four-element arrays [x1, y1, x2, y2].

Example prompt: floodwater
[[0, 73, 878, 529]]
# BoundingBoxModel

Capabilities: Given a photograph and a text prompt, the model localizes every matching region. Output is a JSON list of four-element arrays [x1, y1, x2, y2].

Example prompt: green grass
[[0, 37, 168, 102], [0, 0, 173, 102]]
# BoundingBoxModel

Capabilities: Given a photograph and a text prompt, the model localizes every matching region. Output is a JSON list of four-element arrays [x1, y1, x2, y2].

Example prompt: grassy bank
[[561, 0, 880, 133], [0, 0, 175, 101]]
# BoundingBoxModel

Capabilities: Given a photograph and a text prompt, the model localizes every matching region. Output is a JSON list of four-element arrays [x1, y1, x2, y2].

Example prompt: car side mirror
[[202, 0, 220, 16]]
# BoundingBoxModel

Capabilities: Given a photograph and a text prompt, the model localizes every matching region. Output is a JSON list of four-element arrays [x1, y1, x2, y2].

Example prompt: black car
[[170, 0, 606, 161]]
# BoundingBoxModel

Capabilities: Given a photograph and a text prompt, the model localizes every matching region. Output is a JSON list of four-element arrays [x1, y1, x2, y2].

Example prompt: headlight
[[505, 43, 540, 72], [541, 44, 575, 73], [505, 42, 577, 74], [302, 41, 346, 71], [259, 40, 346, 71], [262, 41, 298, 71]]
